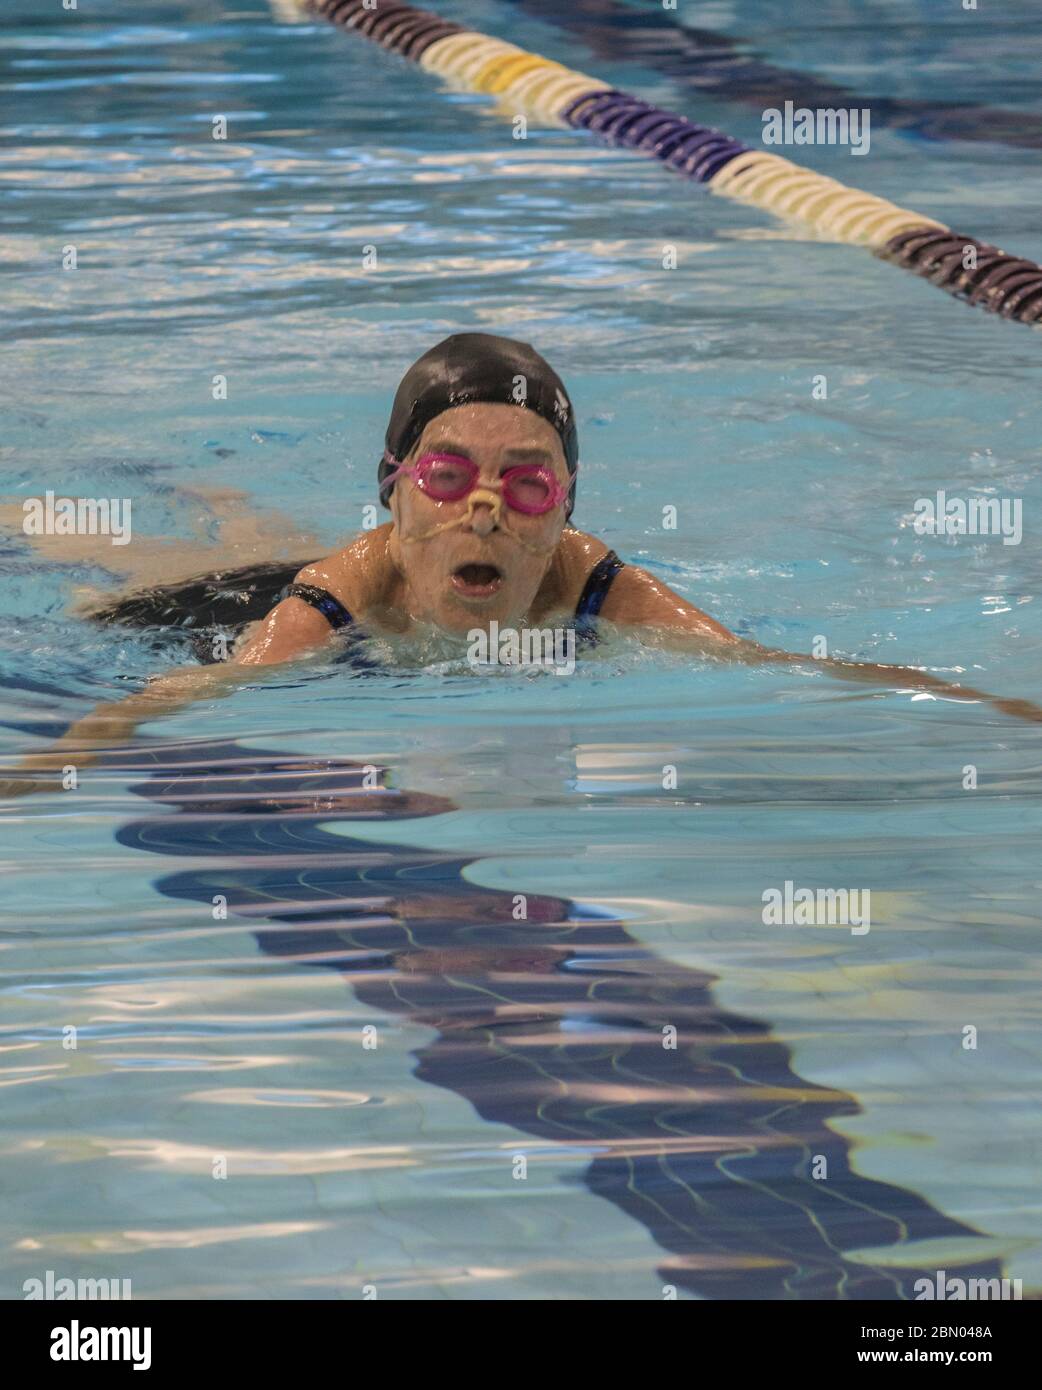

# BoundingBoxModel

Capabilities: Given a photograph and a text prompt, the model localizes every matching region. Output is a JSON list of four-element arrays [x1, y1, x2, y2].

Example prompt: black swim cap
[[379, 332, 578, 518]]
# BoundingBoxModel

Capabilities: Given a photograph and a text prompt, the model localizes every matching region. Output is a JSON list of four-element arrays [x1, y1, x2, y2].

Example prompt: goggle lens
[[502, 467, 554, 513], [419, 455, 475, 500]]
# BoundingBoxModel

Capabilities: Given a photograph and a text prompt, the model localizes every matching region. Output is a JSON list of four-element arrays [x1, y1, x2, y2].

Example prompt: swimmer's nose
[[468, 505, 497, 536], [464, 489, 501, 536]]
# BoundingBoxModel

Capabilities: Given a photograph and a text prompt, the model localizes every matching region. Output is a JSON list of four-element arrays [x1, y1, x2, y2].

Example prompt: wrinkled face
[[388, 403, 570, 634]]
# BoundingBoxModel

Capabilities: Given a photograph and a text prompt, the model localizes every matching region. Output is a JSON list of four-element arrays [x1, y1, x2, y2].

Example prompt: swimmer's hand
[[0, 665, 249, 800], [0, 744, 99, 798], [762, 649, 1042, 722], [673, 632, 1042, 724], [981, 695, 1042, 724], [0, 774, 56, 799], [1, 603, 340, 799]]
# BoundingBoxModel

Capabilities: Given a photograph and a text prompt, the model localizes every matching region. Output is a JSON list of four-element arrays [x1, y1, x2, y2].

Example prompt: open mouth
[[451, 562, 504, 599]]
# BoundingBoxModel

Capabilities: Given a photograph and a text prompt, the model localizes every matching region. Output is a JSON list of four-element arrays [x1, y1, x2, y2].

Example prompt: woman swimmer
[[4, 331, 1041, 794]]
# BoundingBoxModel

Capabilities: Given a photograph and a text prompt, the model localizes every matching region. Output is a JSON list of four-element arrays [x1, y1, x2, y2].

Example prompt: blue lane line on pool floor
[[111, 738, 1004, 1299]]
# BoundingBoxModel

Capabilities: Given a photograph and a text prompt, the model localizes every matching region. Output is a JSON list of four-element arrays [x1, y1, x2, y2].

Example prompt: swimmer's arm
[[0, 597, 334, 795], [606, 565, 1042, 724], [235, 547, 373, 665], [737, 642, 1042, 723], [233, 593, 343, 665], [0, 664, 244, 794]]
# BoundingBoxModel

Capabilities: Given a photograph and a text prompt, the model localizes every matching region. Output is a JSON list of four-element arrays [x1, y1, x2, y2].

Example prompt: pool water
[[1, 0, 1040, 1300]]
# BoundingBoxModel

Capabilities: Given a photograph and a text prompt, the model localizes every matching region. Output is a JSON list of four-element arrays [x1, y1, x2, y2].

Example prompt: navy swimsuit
[[94, 551, 626, 664], [283, 550, 626, 652]]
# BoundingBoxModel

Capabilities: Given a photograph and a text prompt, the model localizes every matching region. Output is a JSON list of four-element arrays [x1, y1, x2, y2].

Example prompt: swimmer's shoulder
[[560, 527, 736, 641], [552, 526, 612, 608], [292, 523, 397, 617], [237, 527, 397, 662]]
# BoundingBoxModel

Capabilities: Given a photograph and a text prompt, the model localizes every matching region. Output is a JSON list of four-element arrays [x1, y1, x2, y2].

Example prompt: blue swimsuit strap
[[283, 582, 354, 629], [574, 549, 625, 623]]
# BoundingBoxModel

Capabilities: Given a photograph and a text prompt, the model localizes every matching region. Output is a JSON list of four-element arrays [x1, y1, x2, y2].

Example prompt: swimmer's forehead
[[411, 403, 567, 468]]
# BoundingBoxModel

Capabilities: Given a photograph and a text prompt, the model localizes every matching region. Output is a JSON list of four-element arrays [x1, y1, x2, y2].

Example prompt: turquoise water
[[1, 0, 1041, 1299]]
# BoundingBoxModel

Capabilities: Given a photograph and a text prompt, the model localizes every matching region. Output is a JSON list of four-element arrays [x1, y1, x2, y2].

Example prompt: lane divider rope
[[298, 0, 1042, 326]]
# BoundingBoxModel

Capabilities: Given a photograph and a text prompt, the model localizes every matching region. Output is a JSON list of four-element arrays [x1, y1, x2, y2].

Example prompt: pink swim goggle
[[382, 451, 569, 517]]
